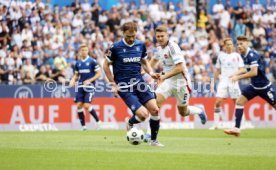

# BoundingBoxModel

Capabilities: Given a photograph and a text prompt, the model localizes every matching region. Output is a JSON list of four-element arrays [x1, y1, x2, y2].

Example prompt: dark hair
[[236, 36, 248, 42], [121, 22, 137, 32]]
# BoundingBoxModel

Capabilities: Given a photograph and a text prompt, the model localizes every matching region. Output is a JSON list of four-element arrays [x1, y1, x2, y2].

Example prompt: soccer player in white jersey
[[150, 26, 207, 125], [209, 38, 244, 130]]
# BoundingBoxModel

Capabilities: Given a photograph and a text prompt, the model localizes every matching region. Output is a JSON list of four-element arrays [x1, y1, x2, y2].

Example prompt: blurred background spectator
[[0, 0, 275, 86]]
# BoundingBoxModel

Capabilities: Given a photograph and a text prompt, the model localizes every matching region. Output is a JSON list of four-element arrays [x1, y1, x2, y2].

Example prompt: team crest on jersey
[[78, 63, 81, 67], [136, 47, 140, 52], [164, 54, 168, 59], [131, 105, 136, 111], [123, 49, 126, 52], [86, 62, 89, 66]]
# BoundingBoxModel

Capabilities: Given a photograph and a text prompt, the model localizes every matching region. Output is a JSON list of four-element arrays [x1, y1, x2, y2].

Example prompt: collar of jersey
[[244, 47, 251, 58], [81, 56, 89, 62], [122, 39, 135, 47]]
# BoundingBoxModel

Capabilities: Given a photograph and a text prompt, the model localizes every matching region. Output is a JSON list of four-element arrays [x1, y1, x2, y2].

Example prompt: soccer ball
[[126, 127, 144, 145]]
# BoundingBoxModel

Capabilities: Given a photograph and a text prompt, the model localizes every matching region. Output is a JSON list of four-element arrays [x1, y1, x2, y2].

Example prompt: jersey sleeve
[[105, 44, 116, 62], [94, 62, 100, 71], [249, 52, 259, 67], [141, 44, 148, 59], [237, 53, 244, 67], [74, 62, 79, 74], [168, 42, 184, 64], [215, 54, 221, 69]]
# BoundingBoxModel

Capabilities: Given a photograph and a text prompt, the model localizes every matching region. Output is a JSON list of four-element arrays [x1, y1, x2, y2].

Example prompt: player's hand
[[155, 76, 164, 88], [230, 75, 238, 83], [150, 72, 160, 80], [111, 83, 119, 98], [69, 80, 76, 87], [83, 80, 91, 86]]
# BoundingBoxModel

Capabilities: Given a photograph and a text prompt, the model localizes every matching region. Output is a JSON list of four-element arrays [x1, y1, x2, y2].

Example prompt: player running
[[150, 26, 207, 125], [209, 38, 244, 130], [103, 22, 163, 147], [224, 36, 276, 137], [69, 44, 102, 131]]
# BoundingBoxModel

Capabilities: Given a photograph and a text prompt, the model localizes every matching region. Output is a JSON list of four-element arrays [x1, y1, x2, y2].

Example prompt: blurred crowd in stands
[[0, 0, 275, 85]]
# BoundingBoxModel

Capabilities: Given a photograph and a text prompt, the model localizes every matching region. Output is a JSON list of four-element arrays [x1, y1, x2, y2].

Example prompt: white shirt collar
[[122, 39, 135, 47]]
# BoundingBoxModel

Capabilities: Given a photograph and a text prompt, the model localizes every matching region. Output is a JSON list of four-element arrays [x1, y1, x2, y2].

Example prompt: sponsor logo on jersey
[[79, 69, 90, 73], [123, 57, 141, 63]]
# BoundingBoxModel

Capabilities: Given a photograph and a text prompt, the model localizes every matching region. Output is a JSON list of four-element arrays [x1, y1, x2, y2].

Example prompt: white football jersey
[[154, 41, 190, 86], [216, 52, 244, 83]]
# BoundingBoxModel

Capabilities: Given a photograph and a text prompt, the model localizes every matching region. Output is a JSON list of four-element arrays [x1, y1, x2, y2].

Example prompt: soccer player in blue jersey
[[69, 44, 102, 131], [103, 22, 163, 146], [224, 36, 276, 137]]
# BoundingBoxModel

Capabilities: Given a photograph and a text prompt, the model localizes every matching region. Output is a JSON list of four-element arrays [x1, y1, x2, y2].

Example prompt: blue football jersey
[[106, 39, 147, 86], [242, 48, 270, 88], [75, 56, 100, 86]]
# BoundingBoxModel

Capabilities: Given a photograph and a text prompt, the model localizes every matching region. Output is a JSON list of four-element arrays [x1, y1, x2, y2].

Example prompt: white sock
[[187, 106, 202, 115], [214, 107, 221, 126]]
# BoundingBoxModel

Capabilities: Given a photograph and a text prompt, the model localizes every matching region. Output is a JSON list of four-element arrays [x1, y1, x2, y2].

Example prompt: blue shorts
[[118, 82, 156, 113], [242, 85, 276, 106], [74, 87, 95, 103]]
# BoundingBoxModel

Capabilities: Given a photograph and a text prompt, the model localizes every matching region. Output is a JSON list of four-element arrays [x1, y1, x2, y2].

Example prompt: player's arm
[[233, 66, 258, 81], [103, 59, 119, 97], [83, 69, 101, 85], [214, 68, 221, 82], [161, 62, 184, 80], [103, 59, 116, 84], [141, 58, 159, 79], [150, 57, 159, 70], [69, 72, 80, 87], [161, 43, 185, 80]]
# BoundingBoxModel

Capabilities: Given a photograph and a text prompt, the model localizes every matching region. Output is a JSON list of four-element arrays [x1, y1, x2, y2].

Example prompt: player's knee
[[215, 98, 222, 108], [178, 107, 189, 117], [77, 103, 83, 110], [236, 98, 246, 106], [149, 106, 159, 116], [83, 104, 90, 111]]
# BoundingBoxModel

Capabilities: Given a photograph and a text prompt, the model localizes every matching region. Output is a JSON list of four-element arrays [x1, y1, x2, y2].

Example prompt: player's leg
[[155, 80, 172, 107], [144, 99, 161, 142], [224, 85, 255, 136], [210, 97, 223, 129], [140, 84, 163, 146], [175, 86, 207, 124], [258, 86, 276, 110], [83, 89, 101, 129], [76, 102, 86, 130], [118, 90, 147, 130], [75, 88, 86, 130], [210, 83, 228, 129]]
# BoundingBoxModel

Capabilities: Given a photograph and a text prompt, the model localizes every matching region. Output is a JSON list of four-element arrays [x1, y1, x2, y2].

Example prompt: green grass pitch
[[0, 129, 276, 170]]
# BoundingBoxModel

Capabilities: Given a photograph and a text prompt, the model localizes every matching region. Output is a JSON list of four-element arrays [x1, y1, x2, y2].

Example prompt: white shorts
[[155, 79, 190, 106], [216, 82, 241, 99]]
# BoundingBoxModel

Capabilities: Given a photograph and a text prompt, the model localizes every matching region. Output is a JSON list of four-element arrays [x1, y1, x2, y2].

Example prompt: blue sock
[[78, 109, 85, 126], [89, 107, 99, 122], [128, 115, 141, 125], [150, 116, 160, 141], [235, 105, 244, 128]]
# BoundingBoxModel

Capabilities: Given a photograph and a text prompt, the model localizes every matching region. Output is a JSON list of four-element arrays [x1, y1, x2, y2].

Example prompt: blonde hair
[[155, 26, 168, 33], [223, 37, 233, 44], [79, 44, 88, 49]]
